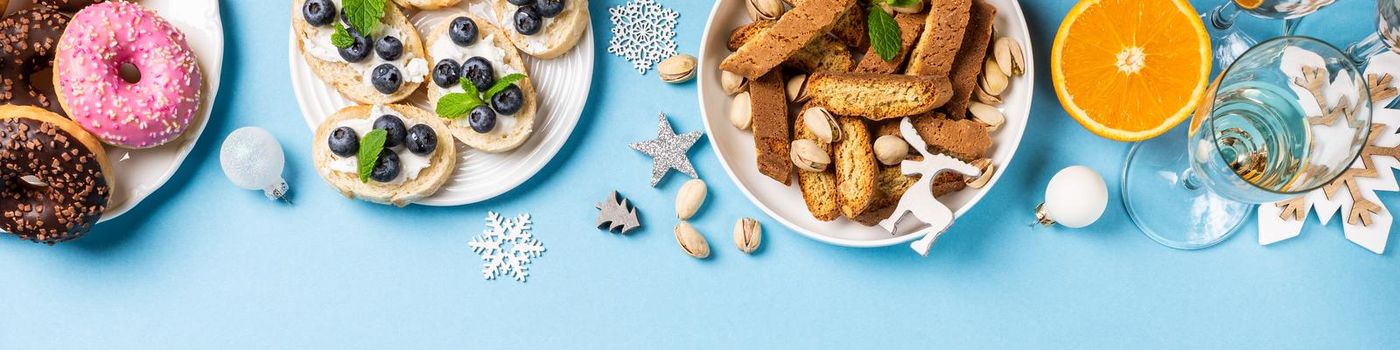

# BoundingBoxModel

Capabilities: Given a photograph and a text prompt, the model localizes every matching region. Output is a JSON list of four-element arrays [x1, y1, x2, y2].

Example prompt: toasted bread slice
[[720, 0, 857, 79], [807, 72, 952, 120], [833, 115, 876, 218], [751, 71, 793, 185], [911, 113, 991, 161], [728, 20, 854, 73], [792, 105, 840, 221], [854, 13, 926, 74], [292, 0, 428, 104], [392, 0, 462, 9], [905, 0, 971, 77], [313, 105, 458, 207], [944, 0, 997, 119], [424, 14, 539, 153], [494, 0, 591, 59]]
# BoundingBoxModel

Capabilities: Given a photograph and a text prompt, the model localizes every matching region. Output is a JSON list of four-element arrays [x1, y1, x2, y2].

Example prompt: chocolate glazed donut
[[35, 0, 108, 13], [0, 7, 69, 115], [0, 105, 111, 244]]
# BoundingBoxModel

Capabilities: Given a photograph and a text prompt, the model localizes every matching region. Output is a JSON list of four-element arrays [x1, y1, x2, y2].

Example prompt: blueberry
[[371, 64, 403, 95], [468, 105, 497, 133], [491, 85, 524, 115], [302, 0, 335, 26], [433, 59, 461, 88], [461, 57, 495, 91], [337, 28, 372, 62], [373, 114, 407, 148], [448, 16, 479, 46], [340, 7, 352, 26], [370, 151, 401, 183], [328, 126, 359, 157], [405, 124, 438, 155], [376, 36, 403, 61], [514, 6, 543, 35], [536, 0, 565, 18], [507, 0, 536, 5]]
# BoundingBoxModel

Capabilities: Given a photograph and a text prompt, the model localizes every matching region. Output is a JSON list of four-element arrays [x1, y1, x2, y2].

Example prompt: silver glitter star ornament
[[630, 113, 704, 187]]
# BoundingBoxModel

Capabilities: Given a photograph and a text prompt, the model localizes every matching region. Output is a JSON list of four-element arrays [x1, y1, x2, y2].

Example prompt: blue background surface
[[1, 0, 1397, 348]]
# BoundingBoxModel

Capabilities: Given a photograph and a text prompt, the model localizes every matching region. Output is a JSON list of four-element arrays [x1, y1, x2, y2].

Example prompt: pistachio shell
[[721, 69, 748, 95], [733, 217, 762, 254], [873, 135, 910, 166], [994, 37, 1025, 77], [790, 139, 831, 172], [675, 222, 711, 259], [973, 81, 1003, 104], [785, 74, 810, 103], [981, 58, 1009, 95], [746, 0, 785, 20], [801, 107, 841, 143], [658, 54, 696, 83], [675, 179, 708, 220], [968, 102, 1005, 132], [965, 159, 996, 189], [730, 92, 753, 130]]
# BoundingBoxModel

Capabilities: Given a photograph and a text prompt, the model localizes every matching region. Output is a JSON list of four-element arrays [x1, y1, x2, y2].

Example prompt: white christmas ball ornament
[[220, 127, 289, 201], [1037, 165, 1107, 228]]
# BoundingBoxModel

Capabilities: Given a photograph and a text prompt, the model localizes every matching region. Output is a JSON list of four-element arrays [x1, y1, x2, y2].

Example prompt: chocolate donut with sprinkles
[[54, 1, 203, 149], [35, 0, 108, 12], [0, 105, 112, 244], [0, 7, 71, 115]]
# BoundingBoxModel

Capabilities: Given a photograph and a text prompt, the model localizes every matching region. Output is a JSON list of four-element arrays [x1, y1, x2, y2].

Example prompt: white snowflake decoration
[[469, 212, 546, 282], [608, 0, 679, 74]]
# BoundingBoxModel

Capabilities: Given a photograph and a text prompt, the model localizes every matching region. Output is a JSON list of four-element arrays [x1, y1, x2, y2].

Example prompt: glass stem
[[1347, 32, 1390, 67], [1209, 4, 1242, 30], [1283, 18, 1301, 36], [1181, 168, 1202, 191]]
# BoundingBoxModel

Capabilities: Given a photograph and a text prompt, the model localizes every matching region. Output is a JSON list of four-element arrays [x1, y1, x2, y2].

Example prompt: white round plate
[[2, 0, 228, 222], [288, 2, 594, 205], [697, 0, 1034, 248]]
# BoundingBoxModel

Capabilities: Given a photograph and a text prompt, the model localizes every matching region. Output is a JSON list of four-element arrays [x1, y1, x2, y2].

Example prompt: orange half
[[1051, 0, 1212, 142]]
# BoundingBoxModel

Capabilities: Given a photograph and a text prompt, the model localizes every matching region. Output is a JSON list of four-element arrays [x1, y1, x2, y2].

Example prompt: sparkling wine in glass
[[1122, 36, 1371, 249], [1205, 0, 1337, 67]]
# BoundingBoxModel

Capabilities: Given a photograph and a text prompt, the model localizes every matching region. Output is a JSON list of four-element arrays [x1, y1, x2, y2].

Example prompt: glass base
[[1122, 130, 1252, 250]]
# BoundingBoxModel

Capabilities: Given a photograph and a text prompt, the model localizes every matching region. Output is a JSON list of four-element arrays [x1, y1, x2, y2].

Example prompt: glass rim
[[1204, 35, 1372, 196]]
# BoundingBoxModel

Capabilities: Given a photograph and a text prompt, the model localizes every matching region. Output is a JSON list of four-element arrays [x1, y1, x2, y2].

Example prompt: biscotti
[[854, 13, 927, 74], [751, 71, 793, 185], [833, 115, 876, 218], [720, 0, 857, 79], [786, 0, 869, 49], [793, 106, 840, 221], [807, 72, 952, 120], [944, 0, 997, 119], [730, 20, 854, 73], [905, 0, 971, 77], [911, 114, 991, 161]]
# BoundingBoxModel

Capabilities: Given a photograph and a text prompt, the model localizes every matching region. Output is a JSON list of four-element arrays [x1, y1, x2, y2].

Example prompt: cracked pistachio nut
[[801, 107, 841, 143], [790, 139, 831, 172], [968, 102, 1005, 132], [884, 0, 924, 14], [730, 92, 753, 130], [734, 217, 762, 254], [658, 54, 697, 83], [675, 222, 711, 259], [965, 159, 996, 189], [974, 80, 1003, 104], [873, 135, 910, 166], [746, 0, 785, 20], [675, 179, 708, 221], [981, 58, 1009, 95], [785, 73, 810, 103], [721, 69, 748, 95], [993, 37, 1025, 77]]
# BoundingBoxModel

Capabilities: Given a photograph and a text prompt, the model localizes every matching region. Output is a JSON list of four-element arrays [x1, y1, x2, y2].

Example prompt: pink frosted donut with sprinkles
[[53, 1, 203, 149]]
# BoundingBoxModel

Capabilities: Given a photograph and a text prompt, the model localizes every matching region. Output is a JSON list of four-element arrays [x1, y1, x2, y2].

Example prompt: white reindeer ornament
[[879, 118, 982, 256]]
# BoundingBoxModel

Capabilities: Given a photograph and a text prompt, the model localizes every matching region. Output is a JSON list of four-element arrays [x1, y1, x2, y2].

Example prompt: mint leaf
[[867, 6, 901, 62], [485, 73, 528, 99], [343, 0, 387, 35], [331, 22, 354, 49], [357, 129, 388, 183], [436, 93, 484, 119]]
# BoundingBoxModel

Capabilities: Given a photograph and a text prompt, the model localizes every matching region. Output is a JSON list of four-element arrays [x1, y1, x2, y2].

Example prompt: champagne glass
[[1205, 0, 1337, 67], [1345, 0, 1400, 66], [1122, 36, 1371, 249]]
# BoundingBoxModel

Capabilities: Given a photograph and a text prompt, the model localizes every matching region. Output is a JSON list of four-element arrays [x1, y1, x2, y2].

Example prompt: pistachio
[[734, 217, 762, 254], [887, 0, 924, 13], [993, 37, 1025, 77], [965, 159, 996, 189], [675, 179, 708, 220], [658, 54, 696, 83], [785, 74, 810, 103], [790, 139, 831, 172], [675, 222, 711, 259], [730, 92, 754, 130], [873, 135, 910, 166], [973, 81, 1003, 104], [981, 58, 1009, 95], [801, 107, 841, 143], [968, 102, 1005, 132], [746, 0, 785, 20], [721, 69, 748, 95]]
